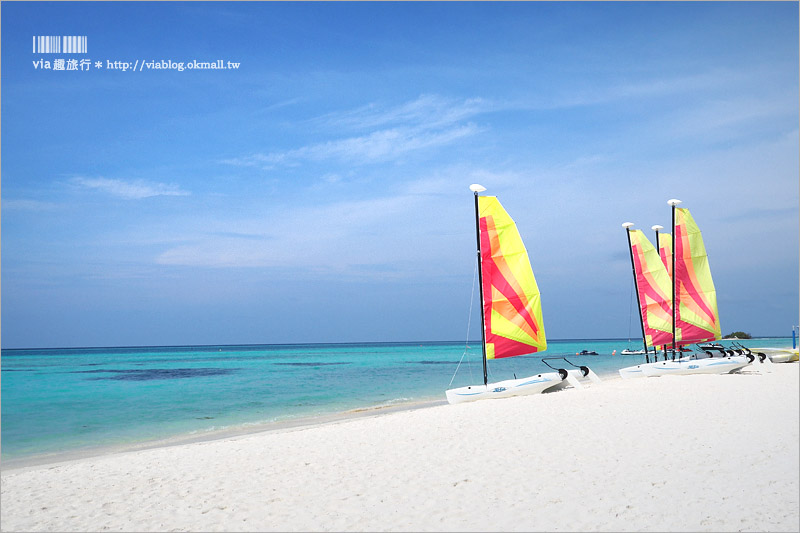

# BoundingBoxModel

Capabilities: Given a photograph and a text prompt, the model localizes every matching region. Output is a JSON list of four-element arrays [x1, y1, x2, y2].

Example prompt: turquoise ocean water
[[1, 337, 794, 465]]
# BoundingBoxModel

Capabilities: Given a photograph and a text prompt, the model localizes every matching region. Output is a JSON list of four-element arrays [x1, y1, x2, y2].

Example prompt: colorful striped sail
[[478, 196, 546, 359], [673, 207, 721, 344], [628, 229, 673, 347]]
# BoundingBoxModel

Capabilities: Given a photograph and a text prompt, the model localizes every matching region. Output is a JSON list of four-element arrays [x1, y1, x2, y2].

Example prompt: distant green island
[[724, 331, 752, 339]]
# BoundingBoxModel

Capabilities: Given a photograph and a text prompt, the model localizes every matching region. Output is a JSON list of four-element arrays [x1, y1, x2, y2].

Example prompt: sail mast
[[623, 223, 650, 361], [470, 184, 489, 386], [668, 199, 682, 359]]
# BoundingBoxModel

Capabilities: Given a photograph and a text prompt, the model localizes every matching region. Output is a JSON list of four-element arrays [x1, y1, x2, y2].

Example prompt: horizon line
[[2, 336, 793, 352]]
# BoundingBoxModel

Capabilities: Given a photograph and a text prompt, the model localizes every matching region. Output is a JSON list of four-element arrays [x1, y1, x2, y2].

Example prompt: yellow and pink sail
[[627, 205, 720, 348], [478, 196, 546, 359], [671, 207, 721, 344], [627, 229, 673, 347]]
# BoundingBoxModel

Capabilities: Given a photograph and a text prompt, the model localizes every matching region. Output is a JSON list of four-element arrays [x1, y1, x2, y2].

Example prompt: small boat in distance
[[620, 348, 647, 355], [577, 350, 598, 355], [446, 185, 593, 404]]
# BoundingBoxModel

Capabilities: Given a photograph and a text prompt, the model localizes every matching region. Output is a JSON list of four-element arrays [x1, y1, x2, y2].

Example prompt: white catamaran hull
[[619, 355, 751, 378], [542, 367, 603, 392], [752, 348, 799, 364], [446, 372, 566, 404]]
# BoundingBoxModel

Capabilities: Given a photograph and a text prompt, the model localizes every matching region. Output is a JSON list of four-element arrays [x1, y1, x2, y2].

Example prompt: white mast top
[[622, 222, 634, 229], [651, 224, 664, 231], [470, 184, 487, 193], [667, 199, 682, 206]]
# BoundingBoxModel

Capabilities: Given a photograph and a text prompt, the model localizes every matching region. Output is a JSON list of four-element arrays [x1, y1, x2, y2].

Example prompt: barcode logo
[[33, 35, 87, 54]]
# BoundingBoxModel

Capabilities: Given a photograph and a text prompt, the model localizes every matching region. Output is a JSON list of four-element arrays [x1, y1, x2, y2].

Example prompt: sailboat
[[618, 221, 674, 377], [751, 347, 799, 364], [619, 199, 751, 378], [753, 326, 799, 363], [445, 185, 592, 404]]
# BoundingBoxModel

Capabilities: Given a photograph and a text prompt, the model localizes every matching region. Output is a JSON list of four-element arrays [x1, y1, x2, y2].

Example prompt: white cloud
[[152, 175, 484, 279], [151, 166, 538, 279], [1, 199, 59, 211], [223, 124, 481, 169], [155, 195, 419, 270], [72, 177, 190, 199], [313, 94, 492, 131], [511, 68, 765, 112], [658, 94, 796, 142], [221, 95, 489, 169]]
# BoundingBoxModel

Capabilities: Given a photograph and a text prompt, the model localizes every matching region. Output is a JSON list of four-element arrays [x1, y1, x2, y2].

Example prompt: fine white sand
[[2, 363, 798, 532]]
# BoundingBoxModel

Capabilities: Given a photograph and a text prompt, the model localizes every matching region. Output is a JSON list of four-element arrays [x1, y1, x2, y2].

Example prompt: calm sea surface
[[1, 337, 793, 465]]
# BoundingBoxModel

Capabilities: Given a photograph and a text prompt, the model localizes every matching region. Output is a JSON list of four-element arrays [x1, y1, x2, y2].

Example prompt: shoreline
[[1, 396, 448, 472], [2, 363, 797, 532], [2, 363, 631, 470], [2, 371, 635, 472]]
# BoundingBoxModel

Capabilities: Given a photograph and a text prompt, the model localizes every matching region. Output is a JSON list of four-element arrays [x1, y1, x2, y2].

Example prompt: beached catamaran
[[446, 185, 597, 404], [619, 199, 751, 378]]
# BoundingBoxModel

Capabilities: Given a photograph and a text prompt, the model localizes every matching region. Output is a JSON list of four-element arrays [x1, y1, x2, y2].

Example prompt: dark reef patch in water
[[73, 368, 238, 381]]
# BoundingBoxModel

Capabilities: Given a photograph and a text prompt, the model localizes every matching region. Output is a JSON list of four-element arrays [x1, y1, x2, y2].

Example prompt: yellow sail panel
[[629, 229, 673, 347], [659, 233, 672, 276], [673, 208, 721, 343], [478, 196, 546, 359], [490, 287, 540, 343]]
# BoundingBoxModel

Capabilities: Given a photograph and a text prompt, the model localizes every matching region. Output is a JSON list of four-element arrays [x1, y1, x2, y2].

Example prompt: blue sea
[[1, 337, 793, 466]]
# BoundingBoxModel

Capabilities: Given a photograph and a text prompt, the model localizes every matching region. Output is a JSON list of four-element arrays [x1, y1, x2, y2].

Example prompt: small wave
[[348, 397, 413, 413]]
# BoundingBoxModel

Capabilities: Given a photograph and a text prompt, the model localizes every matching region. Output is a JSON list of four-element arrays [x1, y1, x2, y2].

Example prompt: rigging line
[[449, 259, 479, 387]]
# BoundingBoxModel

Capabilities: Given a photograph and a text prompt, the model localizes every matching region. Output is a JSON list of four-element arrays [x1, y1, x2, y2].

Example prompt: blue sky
[[2, 1, 798, 349]]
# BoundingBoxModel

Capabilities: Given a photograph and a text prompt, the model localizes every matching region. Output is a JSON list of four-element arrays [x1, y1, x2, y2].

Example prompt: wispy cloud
[[222, 95, 490, 169], [155, 195, 411, 269], [152, 167, 526, 277], [312, 94, 492, 131], [659, 94, 796, 142], [152, 183, 471, 279], [719, 205, 798, 223], [227, 124, 480, 168], [513, 68, 756, 112], [1, 199, 60, 211], [262, 97, 302, 112], [72, 177, 190, 199]]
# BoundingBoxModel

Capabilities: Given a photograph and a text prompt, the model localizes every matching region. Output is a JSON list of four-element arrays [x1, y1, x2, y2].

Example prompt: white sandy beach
[[2, 363, 798, 532]]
